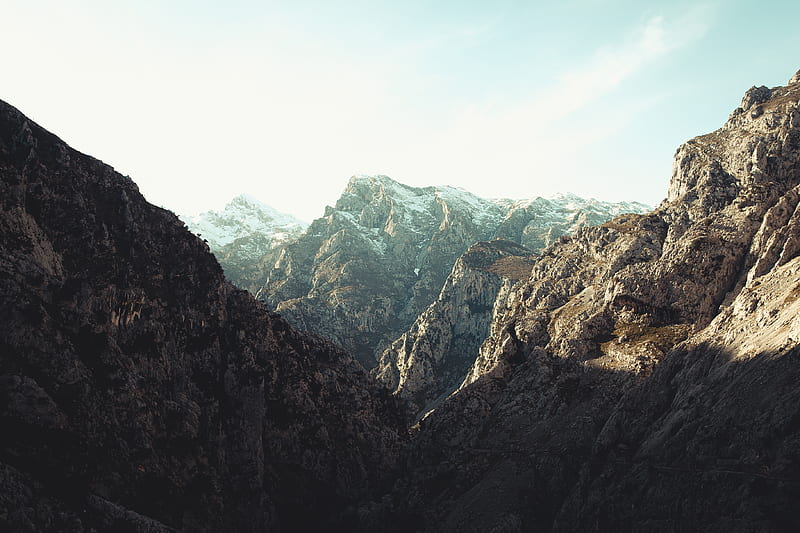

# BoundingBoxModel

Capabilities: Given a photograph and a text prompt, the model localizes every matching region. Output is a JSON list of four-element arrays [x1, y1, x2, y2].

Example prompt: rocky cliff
[[0, 100, 404, 532], [373, 239, 535, 419], [257, 175, 647, 367], [367, 70, 800, 532], [184, 195, 307, 292]]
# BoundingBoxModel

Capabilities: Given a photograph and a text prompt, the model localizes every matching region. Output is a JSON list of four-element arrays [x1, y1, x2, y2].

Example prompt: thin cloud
[[406, 12, 710, 200], [515, 13, 707, 125]]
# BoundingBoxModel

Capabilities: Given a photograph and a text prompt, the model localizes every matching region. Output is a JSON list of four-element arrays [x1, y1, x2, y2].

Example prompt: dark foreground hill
[[0, 100, 404, 532]]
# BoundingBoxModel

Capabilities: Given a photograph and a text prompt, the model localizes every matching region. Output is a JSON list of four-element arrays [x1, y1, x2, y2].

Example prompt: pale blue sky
[[3, 1, 799, 221]]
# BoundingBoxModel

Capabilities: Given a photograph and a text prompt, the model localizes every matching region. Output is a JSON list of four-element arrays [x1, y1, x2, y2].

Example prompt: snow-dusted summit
[[184, 194, 307, 290], [186, 194, 306, 250]]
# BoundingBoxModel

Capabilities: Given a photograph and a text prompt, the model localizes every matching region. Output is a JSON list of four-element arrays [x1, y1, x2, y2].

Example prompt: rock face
[[0, 100, 404, 532], [184, 195, 307, 292], [373, 239, 535, 419], [257, 175, 648, 367], [369, 72, 800, 531]]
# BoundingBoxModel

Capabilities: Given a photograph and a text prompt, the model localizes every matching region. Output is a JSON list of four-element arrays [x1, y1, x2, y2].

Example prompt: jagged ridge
[[256, 174, 648, 367]]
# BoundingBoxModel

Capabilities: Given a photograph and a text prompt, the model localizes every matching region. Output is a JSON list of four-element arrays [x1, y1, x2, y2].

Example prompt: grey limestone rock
[[6, 62, 799, 533]]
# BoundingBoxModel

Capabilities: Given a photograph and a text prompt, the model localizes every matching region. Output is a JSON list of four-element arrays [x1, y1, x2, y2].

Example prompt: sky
[[3, 1, 799, 222]]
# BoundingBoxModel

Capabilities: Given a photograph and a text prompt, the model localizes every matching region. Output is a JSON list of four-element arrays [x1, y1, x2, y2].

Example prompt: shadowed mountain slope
[[0, 99, 404, 533]]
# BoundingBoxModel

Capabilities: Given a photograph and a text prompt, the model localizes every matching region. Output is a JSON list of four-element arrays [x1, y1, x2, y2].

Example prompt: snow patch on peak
[[230, 193, 263, 205], [434, 186, 504, 226], [348, 174, 407, 191], [336, 175, 649, 238], [184, 194, 308, 250]]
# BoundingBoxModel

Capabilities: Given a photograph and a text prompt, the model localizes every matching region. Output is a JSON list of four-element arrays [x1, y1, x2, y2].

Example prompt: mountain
[[256, 175, 649, 367], [4, 65, 799, 533], [366, 70, 800, 532], [184, 195, 307, 292], [0, 100, 403, 532]]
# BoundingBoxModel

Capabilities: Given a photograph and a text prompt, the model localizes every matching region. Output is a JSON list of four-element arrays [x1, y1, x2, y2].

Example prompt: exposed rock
[[370, 69, 800, 532], [557, 254, 800, 532], [0, 99, 404, 532], [257, 176, 648, 367], [373, 239, 535, 419]]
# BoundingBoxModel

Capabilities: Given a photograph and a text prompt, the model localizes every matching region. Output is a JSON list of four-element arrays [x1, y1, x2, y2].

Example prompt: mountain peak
[[672, 70, 800, 207], [338, 174, 431, 216], [550, 191, 582, 200], [185, 194, 307, 250], [0, 99, 404, 531], [348, 173, 393, 184], [229, 193, 266, 208], [346, 174, 424, 193], [346, 174, 412, 193]]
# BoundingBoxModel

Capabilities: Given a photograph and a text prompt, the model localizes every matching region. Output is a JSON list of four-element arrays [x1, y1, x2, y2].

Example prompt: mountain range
[[251, 176, 648, 368], [1, 67, 799, 532]]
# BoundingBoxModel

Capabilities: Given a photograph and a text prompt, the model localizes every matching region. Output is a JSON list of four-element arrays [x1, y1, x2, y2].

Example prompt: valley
[[1, 68, 799, 532]]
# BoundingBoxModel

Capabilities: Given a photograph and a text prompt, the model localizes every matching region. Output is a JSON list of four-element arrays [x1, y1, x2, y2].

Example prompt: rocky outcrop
[[184, 195, 307, 292], [373, 239, 535, 419], [556, 252, 800, 531], [0, 100, 404, 532], [257, 176, 647, 367], [369, 70, 800, 531]]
